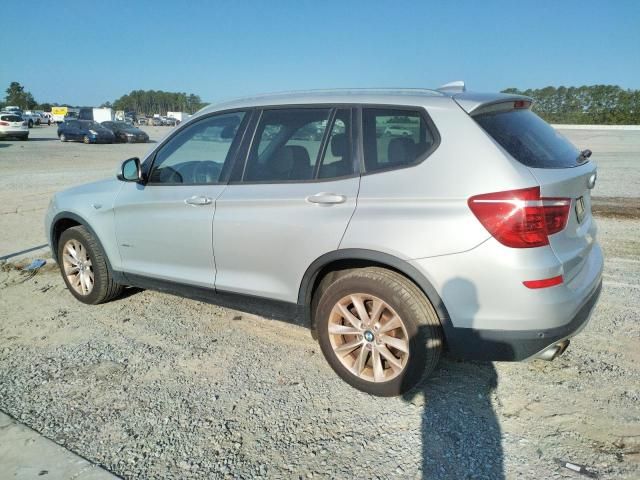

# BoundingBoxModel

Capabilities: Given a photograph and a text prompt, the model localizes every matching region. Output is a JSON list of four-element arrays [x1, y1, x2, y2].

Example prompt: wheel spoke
[[328, 324, 361, 335], [380, 334, 409, 353], [371, 347, 384, 382], [337, 303, 361, 328], [378, 344, 403, 371], [334, 338, 363, 355], [369, 299, 384, 324], [378, 315, 402, 334], [350, 295, 370, 325], [354, 345, 368, 375], [66, 244, 79, 261]]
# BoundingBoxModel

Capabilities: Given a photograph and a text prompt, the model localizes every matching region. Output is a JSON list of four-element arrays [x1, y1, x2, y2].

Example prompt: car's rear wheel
[[59, 133, 67, 142], [83, 135, 90, 144], [315, 267, 443, 396], [57, 226, 123, 304], [28, 120, 33, 128]]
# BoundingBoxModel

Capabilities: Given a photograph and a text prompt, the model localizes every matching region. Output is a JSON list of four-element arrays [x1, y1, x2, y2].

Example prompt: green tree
[[4, 81, 37, 110]]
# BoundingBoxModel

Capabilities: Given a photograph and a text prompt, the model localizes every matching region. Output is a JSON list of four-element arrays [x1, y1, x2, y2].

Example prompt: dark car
[[102, 121, 149, 143], [57, 120, 115, 144]]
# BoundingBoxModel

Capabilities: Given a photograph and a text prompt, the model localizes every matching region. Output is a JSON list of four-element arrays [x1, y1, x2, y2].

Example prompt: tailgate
[[529, 162, 598, 284]]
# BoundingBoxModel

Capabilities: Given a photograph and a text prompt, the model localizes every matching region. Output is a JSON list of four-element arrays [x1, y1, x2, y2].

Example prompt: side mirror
[[117, 157, 142, 182]]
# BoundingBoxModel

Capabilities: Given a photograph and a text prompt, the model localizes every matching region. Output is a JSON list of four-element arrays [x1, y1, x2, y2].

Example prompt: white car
[[0, 113, 28, 140]]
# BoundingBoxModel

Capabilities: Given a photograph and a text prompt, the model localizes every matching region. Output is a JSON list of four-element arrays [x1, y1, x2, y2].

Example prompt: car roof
[[197, 87, 532, 116], [200, 88, 448, 114]]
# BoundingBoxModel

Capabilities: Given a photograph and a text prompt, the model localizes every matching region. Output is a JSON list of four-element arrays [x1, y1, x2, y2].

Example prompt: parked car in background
[[161, 116, 177, 126], [20, 111, 39, 128], [137, 117, 149, 126], [167, 111, 190, 124], [151, 117, 163, 126], [101, 121, 149, 143], [45, 87, 602, 397], [0, 113, 28, 140], [57, 120, 115, 144]]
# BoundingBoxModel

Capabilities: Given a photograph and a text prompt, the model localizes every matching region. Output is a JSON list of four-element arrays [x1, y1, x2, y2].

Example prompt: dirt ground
[[0, 126, 639, 479]]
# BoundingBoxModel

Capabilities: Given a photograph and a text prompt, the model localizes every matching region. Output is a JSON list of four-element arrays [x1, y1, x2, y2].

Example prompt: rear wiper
[[577, 149, 592, 163]]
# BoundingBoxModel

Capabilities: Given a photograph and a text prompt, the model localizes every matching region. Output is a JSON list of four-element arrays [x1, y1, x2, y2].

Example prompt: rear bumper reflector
[[523, 275, 563, 289]]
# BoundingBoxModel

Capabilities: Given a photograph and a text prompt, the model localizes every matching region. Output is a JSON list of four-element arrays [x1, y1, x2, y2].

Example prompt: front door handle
[[306, 193, 347, 205], [184, 195, 212, 206]]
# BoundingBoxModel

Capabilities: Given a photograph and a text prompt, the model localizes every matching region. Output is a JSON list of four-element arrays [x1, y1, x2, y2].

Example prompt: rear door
[[473, 105, 598, 284], [213, 107, 360, 302]]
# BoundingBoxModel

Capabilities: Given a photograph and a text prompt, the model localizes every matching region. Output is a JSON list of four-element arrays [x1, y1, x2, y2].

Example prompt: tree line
[[111, 90, 206, 114], [1, 82, 207, 115], [502, 85, 640, 124], [3, 81, 639, 124]]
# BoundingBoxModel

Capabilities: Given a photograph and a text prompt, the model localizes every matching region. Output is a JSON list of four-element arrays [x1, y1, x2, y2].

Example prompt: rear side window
[[362, 108, 436, 172], [244, 108, 330, 182], [1, 115, 21, 122], [474, 109, 580, 169]]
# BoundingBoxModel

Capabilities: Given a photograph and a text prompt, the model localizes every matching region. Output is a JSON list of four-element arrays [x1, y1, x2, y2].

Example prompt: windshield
[[474, 109, 581, 169], [82, 121, 103, 129]]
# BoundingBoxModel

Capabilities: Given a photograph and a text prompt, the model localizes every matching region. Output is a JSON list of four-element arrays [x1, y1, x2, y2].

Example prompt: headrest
[[271, 145, 310, 175], [331, 133, 347, 157], [388, 137, 416, 165]]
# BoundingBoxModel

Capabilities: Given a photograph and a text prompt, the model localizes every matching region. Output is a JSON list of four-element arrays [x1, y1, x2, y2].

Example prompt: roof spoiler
[[437, 81, 466, 93]]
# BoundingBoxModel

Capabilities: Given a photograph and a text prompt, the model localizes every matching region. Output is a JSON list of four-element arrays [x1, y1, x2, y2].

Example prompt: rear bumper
[[443, 279, 602, 361], [0, 130, 28, 138]]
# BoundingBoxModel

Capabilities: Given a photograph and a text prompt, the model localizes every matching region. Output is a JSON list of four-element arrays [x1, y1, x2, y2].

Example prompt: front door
[[213, 107, 360, 302], [113, 110, 248, 287]]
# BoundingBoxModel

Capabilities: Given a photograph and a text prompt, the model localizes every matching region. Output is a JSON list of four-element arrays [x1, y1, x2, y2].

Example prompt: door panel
[[213, 178, 359, 301], [113, 183, 222, 287]]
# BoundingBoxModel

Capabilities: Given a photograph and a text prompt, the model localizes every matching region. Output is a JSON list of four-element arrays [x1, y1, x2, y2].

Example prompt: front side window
[[148, 111, 245, 185], [362, 108, 435, 172]]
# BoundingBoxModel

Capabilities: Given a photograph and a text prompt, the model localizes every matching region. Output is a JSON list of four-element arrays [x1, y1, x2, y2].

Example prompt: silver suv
[[45, 86, 603, 396]]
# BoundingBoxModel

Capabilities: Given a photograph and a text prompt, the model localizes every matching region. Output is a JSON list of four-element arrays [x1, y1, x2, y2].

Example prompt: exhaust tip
[[536, 340, 570, 361]]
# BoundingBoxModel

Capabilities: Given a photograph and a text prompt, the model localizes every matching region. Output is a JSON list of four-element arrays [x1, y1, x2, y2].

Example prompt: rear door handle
[[184, 195, 212, 206], [306, 193, 347, 205]]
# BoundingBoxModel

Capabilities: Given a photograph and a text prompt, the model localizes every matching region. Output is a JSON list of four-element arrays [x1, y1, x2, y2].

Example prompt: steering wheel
[[158, 166, 183, 183]]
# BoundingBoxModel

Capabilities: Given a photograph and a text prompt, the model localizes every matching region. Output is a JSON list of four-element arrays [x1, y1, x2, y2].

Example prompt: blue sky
[[4, 0, 639, 106]]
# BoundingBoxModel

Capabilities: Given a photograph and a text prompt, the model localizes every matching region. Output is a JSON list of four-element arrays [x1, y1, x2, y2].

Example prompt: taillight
[[468, 187, 571, 248], [0, 121, 9, 126]]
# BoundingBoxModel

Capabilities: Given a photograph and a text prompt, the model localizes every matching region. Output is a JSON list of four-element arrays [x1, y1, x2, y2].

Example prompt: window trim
[[142, 108, 252, 187], [359, 104, 441, 176], [232, 104, 360, 185]]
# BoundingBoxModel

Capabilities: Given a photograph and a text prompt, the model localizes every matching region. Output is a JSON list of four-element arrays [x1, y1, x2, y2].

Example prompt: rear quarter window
[[474, 109, 581, 169], [362, 108, 438, 173], [1, 115, 22, 122]]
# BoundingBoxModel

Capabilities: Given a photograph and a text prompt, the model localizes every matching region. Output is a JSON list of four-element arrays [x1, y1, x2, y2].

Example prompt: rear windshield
[[1, 115, 22, 122], [474, 109, 581, 169]]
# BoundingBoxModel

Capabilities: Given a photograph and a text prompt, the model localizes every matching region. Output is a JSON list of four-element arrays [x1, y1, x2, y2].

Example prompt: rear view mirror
[[117, 157, 142, 182]]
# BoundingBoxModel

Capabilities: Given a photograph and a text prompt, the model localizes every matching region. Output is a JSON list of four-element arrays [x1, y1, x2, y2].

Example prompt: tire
[[59, 133, 67, 142], [19, 136, 28, 141], [315, 267, 443, 396], [28, 120, 33, 128], [83, 135, 90, 144], [57, 225, 123, 305]]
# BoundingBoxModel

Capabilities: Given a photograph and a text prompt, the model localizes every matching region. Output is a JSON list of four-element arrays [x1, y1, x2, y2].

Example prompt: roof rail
[[437, 81, 466, 93]]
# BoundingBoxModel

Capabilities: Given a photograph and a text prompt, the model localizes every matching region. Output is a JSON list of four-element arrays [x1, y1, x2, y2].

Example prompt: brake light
[[0, 121, 9, 126], [468, 187, 571, 248], [513, 100, 531, 109], [523, 275, 563, 289]]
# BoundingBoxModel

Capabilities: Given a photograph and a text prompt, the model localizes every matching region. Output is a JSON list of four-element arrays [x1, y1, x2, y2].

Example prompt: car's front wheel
[[57, 225, 123, 304], [83, 135, 90, 144], [315, 267, 443, 396], [59, 133, 67, 142]]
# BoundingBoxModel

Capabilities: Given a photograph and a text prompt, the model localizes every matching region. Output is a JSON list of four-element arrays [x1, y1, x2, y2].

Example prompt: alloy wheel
[[328, 293, 409, 382], [62, 239, 94, 295]]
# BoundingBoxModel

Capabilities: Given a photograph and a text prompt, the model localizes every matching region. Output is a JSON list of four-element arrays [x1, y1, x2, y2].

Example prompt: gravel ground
[[0, 126, 639, 479]]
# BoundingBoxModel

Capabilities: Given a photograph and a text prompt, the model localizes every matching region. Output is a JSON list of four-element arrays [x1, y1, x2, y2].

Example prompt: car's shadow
[[26, 138, 60, 142]]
